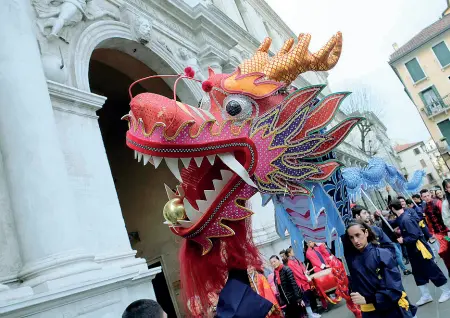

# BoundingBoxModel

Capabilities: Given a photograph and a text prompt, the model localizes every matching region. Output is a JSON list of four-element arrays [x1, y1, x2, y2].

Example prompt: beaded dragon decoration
[[123, 32, 361, 311]]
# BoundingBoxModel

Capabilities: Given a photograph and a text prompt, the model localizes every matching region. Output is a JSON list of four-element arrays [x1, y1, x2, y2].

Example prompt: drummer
[[305, 241, 332, 273], [346, 221, 417, 317]]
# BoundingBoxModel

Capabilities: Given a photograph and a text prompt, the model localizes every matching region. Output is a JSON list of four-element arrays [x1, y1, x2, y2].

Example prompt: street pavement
[[322, 258, 450, 318]]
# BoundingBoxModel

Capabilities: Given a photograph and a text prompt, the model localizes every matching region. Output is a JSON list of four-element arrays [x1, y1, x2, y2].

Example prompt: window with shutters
[[432, 41, 450, 68], [405, 58, 426, 83], [420, 159, 427, 168]]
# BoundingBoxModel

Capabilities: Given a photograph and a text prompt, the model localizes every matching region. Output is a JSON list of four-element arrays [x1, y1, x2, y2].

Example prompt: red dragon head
[[123, 32, 360, 308]]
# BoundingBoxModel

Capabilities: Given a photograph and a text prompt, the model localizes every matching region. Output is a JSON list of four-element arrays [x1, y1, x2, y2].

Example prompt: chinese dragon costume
[[124, 32, 363, 316]]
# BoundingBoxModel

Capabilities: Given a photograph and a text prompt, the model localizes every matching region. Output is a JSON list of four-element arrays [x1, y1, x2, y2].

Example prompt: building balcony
[[422, 94, 450, 119], [437, 139, 450, 153]]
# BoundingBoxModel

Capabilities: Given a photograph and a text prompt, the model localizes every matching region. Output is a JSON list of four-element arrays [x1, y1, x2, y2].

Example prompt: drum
[[310, 268, 337, 293]]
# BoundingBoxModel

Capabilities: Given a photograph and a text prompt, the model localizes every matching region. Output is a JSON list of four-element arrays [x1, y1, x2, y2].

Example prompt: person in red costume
[[305, 241, 332, 273], [285, 248, 322, 317], [420, 189, 450, 272]]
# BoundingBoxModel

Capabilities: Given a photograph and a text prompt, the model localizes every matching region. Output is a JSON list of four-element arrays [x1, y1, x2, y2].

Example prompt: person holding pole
[[389, 200, 450, 306], [353, 206, 411, 276]]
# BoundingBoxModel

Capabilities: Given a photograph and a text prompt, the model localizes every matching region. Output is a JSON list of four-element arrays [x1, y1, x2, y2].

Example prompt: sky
[[265, 0, 447, 145]]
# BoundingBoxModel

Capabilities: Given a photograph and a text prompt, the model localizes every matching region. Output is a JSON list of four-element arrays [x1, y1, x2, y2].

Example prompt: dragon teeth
[[184, 198, 202, 222], [153, 156, 163, 168], [133, 151, 256, 190], [181, 157, 191, 168], [194, 157, 203, 167], [165, 158, 182, 182], [164, 184, 177, 200], [220, 169, 234, 182], [143, 154, 152, 166], [204, 190, 217, 202], [217, 153, 257, 188], [207, 155, 216, 165], [196, 199, 209, 213]]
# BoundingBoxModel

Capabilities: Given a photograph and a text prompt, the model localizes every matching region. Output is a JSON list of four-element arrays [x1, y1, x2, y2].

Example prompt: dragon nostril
[[226, 100, 242, 116]]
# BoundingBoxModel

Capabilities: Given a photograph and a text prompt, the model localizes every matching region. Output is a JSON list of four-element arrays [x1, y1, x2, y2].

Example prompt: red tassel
[[179, 218, 262, 315], [184, 67, 195, 78], [202, 80, 213, 93]]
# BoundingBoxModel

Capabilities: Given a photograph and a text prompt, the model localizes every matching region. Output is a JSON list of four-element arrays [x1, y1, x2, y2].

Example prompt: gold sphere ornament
[[163, 197, 186, 224]]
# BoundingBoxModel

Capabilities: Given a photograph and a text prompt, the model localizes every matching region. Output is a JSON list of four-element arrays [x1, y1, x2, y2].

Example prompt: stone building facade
[[0, 0, 372, 316]]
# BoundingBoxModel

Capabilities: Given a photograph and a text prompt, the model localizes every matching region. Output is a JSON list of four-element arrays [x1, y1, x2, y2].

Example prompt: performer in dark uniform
[[389, 199, 450, 306], [345, 221, 417, 318]]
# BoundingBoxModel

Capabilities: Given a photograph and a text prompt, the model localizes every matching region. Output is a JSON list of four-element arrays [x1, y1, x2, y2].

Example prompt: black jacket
[[275, 265, 302, 306]]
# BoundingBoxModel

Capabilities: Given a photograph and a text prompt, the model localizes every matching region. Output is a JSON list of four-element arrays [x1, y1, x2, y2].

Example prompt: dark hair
[[420, 189, 429, 195], [270, 255, 280, 261], [351, 205, 368, 219], [412, 194, 421, 199], [122, 299, 163, 318], [397, 196, 405, 201], [345, 221, 378, 247], [405, 198, 413, 205], [286, 247, 293, 256], [389, 199, 402, 211], [443, 179, 450, 203]]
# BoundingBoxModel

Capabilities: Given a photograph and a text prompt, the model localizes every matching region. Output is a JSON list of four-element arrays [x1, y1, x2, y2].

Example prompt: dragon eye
[[222, 94, 258, 124]]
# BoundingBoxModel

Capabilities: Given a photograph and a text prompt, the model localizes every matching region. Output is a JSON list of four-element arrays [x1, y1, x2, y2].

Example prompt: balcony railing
[[437, 139, 450, 156], [423, 94, 450, 118]]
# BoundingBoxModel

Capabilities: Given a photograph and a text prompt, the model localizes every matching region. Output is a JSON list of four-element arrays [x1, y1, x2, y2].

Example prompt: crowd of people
[[120, 182, 450, 318]]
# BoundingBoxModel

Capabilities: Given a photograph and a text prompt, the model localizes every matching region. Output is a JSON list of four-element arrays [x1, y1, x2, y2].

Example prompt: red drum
[[310, 268, 341, 305], [310, 268, 337, 293]]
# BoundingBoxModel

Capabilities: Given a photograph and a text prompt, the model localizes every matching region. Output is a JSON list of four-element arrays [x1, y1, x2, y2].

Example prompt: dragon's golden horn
[[240, 37, 272, 74], [277, 38, 295, 56], [262, 32, 343, 85], [258, 37, 272, 53]]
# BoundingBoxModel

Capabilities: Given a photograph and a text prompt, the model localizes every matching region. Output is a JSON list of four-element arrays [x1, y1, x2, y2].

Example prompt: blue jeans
[[394, 243, 406, 271]]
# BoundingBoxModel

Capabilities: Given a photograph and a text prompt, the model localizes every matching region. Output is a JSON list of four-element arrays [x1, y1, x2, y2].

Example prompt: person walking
[[389, 200, 450, 306], [270, 255, 304, 318], [285, 247, 321, 317], [421, 189, 450, 272], [345, 221, 417, 317], [353, 205, 411, 276]]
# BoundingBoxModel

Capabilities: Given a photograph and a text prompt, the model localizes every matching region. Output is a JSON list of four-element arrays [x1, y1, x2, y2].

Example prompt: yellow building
[[389, 3, 450, 165]]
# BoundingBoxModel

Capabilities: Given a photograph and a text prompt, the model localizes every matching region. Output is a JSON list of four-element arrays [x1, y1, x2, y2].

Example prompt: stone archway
[[71, 20, 202, 105]]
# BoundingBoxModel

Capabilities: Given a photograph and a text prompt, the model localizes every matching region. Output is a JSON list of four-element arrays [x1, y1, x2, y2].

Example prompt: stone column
[[0, 0, 99, 287], [213, 0, 246, 29], [236, 0, 269, 42]]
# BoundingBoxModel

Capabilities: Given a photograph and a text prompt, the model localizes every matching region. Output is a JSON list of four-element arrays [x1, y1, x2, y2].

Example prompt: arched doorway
[[88, 46, 188, 317]]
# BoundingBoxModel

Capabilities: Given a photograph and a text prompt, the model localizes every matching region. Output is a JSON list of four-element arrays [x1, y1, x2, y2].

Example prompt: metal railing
[[423, 94, 450, 117]]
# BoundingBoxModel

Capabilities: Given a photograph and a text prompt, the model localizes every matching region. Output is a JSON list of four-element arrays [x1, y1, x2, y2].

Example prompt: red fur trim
[[202, 80, 213, 93], [179, 218, 262, 314], [184, 67, 195, 78]]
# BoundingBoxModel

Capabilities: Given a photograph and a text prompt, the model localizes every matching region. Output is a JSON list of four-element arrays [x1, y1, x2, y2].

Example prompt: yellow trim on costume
[[360, 303, 375, 312], [419, 220, 425, 228], [416, 240, 432, 259], [398, 292, 409, 311], [361, 291, 409, 313]]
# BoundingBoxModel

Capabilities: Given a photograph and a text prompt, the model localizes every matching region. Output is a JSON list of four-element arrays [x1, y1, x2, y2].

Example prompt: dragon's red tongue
[[181, 159, 227, 209]]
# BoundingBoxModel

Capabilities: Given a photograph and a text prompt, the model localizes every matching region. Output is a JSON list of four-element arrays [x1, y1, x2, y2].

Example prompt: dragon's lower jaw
[[131, 148, 257, 233]]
